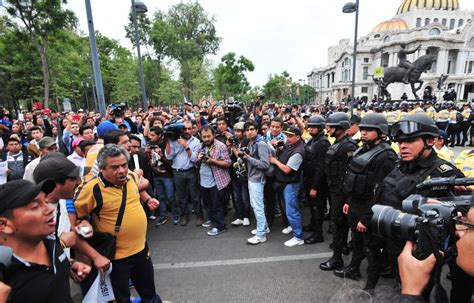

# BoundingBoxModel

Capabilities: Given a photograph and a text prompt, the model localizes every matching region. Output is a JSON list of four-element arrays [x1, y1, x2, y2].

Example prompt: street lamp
[[343, 0, 359, 116], [131, 0, 148, 109]]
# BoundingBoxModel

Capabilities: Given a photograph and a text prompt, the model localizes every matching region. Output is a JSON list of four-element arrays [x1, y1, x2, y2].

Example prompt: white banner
[[82, 265, 115, 303]]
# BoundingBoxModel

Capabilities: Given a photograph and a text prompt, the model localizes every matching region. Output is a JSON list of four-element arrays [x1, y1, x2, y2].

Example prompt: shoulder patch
[[437, 164, 453, 173]]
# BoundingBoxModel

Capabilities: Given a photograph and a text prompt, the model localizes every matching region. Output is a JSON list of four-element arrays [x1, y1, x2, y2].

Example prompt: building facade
[[307, 0, 474, 102]]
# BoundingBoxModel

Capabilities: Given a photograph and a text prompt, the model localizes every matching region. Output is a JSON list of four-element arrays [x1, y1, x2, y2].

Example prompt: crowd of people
[[0, 96, 474, 302]]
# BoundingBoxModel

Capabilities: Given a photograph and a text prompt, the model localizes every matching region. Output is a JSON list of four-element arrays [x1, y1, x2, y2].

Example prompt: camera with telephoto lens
[[109, 103, 128, 116], [371, 177, 474, 260], [238, 146, 250, 158], [163, 123, 184, 141], [228, 135, 238, 144]]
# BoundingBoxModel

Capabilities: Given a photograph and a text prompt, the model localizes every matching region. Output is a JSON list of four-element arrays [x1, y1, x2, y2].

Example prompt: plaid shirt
[[205, 139, 231, 191]]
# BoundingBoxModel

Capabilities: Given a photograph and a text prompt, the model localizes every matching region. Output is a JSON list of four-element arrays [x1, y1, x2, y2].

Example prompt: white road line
[[153, 251, 333, 270]]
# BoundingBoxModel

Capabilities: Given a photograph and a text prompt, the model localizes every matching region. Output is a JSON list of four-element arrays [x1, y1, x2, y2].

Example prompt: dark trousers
[[264, 177, 277, 227], [173, 169, 202, 219], [460, 121, 470, 145], [110, 245, 161, 303], [447, 124, 461, 146], [201, 186, 226, 230], [307, 197, 327, 235], [232, 179, 250, 220], [330, 190, 349, 258]]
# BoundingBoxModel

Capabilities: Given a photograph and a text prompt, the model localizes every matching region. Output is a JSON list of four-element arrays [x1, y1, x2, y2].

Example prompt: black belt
[[173, 167, 194, 172]]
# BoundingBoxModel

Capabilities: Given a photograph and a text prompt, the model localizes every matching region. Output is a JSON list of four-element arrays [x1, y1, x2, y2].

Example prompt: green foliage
[[213, 52, 254, 100], [263, 71, 293, 103]]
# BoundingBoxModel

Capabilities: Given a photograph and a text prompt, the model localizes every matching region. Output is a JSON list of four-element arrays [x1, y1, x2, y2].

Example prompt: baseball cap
[[97, 121, 118, 139], [0, 179, 56, 213], [233, 122, 245, 131], [33, 156, 80, 183], [71, 137, 84, 149], [283, 126, 302, 136], [38, 136, 56, 149]]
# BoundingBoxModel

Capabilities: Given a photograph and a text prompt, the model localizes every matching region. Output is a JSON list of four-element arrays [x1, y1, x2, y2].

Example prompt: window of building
[[363, 67, 369, 80], [429, 28, 441, 36], [383, 36, 390, 43], [363, 57, 369, 63], [459, 19, 464, 27], [442, 19, 447, 26], [469, 37, 474, 48], [361, 87, 368, 94], [416, 18, 422, 27], [374, 34, 380, 38], [450, 19, 455, 29], [381, 53, 389, 67], [425, 18, 430, 26], [434, 18, 439, 23], [465, 61, 474, 74], [331, 72, 335, 83]]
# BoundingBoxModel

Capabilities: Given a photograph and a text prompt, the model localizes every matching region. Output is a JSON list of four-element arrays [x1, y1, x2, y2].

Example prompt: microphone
[[0, 246, 13, 281]]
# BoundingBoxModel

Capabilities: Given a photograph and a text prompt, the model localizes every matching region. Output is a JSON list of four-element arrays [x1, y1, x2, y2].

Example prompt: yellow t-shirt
[[74, 172, 147, 260]]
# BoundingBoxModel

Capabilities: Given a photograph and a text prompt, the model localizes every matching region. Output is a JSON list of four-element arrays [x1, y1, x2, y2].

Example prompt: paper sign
[[82, 265, 115, 303], [133, 154, 140, 170]]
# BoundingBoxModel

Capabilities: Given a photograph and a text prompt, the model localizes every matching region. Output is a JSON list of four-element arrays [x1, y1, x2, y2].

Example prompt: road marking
[[153, 252, 333, 270]]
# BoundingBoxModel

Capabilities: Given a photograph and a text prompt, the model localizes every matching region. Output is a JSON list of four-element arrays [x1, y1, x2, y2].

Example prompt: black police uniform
[[339, 142, 397, 284], [323, 135, 357, 262], [303, 132, 330, 242], [372, 150, 464, 288]]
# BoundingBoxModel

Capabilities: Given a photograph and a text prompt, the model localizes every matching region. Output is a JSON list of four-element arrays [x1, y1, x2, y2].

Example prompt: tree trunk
[[33, 39, 50, 109]]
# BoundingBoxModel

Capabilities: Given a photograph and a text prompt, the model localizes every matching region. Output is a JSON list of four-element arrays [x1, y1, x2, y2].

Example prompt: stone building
[[307, 0, 474, 102]]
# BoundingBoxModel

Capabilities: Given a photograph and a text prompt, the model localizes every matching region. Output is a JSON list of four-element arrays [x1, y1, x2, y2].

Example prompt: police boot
[[334, 265, 362, 281], [304, 232, 324, 244], [319, 256, 344, 271]]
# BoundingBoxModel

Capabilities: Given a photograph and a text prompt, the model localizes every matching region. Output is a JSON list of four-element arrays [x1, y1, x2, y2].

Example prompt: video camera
[[163, 123, 184, 141], [371, 177, 474, 260], [109, 103, 128, 116]]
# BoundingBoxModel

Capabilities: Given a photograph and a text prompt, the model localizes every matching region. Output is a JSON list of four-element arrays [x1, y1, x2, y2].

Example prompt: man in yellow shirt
[[434, 130, 454, 164], [74, 144, 161, 302]]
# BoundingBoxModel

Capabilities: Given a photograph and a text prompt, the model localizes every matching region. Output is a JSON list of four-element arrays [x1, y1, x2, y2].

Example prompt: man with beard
[[333, 114, 397, 290], [302, 116, 330, 244], [320, 113, 358, 271]]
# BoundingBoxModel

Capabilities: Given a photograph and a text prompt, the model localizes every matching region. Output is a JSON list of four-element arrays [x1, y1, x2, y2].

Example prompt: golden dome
[[397, 0, 460, 15], [371, 18, 409, 33]]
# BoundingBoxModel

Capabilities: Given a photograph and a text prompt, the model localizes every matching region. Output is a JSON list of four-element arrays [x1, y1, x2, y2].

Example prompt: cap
[[33, 157, 80, 183], [233, 122, 245, 131], [71, 137, 84, 149], [0, 179, 56, 213], [283, 126, 302, 136], [97, 121, 118, 139], [38, 136, 56, 149]]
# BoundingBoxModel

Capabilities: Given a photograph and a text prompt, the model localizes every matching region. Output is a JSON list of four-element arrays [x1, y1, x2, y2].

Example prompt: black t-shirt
[[4, 236, 72, 303]]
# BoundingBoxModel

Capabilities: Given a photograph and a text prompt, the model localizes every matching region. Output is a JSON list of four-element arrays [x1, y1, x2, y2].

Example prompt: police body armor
[[303, 133, 329, 177], [325, 136, 357, 189], [275, 140, 305, 184], [343, 142, 394, 199]]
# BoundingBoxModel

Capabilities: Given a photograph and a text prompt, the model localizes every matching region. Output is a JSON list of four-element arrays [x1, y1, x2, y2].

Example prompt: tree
[[213, 52, 254, 100], [4, 0, 77, 108], [263, 71, 293, 103], [166, 2, 221, 99]]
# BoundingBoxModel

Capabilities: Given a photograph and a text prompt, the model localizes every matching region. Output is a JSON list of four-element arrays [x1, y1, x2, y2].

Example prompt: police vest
[[343, 142, 395, 199], [274, 140, 305, 184], [426, 107, 436, 120], [385, 112, 398, 124], [462, 109, 472, 120], [325, 136, 357, 187], [303, 133, 329, 176], [437, 110, 449, 122]]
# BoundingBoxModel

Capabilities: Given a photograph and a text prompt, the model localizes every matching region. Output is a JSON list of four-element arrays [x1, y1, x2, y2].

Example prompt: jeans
[[153, 176, 177, 218], [110, 244, 162, 303], [248, 181, 267, 238], [232, 179, 250, 220], [173, 169, 202, 219], [201, 186, 226, 231], [282, 182, 303, 239]]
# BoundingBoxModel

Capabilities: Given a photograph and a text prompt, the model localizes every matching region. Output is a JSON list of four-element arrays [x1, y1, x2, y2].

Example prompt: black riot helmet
[[359, 113, 389, 135], [391, 114, 439, 141], [307, 116, 325, 127], [326, 112, 351, 130]]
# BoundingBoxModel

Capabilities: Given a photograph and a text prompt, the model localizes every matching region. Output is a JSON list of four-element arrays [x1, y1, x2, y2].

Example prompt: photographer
[[165, 120, 203, 226], [372, 114, 464, 292], [228, 122, 250, 227], [197, 126, 231, 236]]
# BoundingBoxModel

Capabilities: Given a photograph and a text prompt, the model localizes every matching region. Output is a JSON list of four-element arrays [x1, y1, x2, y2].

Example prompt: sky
[[66, 0, 474, 87]]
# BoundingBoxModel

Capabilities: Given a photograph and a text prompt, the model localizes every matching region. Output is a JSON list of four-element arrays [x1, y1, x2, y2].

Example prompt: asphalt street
[[145, 147, 468, 302]]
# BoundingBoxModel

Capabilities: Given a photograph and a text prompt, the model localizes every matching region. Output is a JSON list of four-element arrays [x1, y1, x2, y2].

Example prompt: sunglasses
[[454, 216, 474, 231]]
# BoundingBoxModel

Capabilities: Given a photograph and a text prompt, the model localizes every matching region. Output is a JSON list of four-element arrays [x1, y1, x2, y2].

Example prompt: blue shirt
[[165, 136, 200, 170], [265, 132, 287, 143]]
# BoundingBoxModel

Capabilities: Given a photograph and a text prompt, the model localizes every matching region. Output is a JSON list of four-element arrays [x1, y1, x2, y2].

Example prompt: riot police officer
[[302, 116, 330, 244], [319, 113, 358, 271], [370, 114, 464, 292], [333, 114, 398, 287]]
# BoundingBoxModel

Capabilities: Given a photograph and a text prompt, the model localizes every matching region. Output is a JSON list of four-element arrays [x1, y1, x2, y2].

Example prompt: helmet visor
[[391, 121, 422, 138]]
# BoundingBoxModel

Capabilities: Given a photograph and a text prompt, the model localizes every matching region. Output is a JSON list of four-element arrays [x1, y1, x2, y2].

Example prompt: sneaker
[[202, 220, 212, 228], [282, 226, 293, 234], [172, 215, 179, 225], [148, 215, 157, 220], [231, 219, 244, 226], [247, 235, 267, 245], [155, 216, 168, 227], [243, 218, 250, 226], [251, 227, 270, 235], [196, 218, 204, 226], [284, 237, 304, 247], [207, 227, 227, 236]]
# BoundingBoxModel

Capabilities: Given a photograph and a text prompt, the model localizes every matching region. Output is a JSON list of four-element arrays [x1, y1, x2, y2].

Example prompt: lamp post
[[85, 0, 106, 116], [131, 0, 148, 109], [343, 0, 359, 116]]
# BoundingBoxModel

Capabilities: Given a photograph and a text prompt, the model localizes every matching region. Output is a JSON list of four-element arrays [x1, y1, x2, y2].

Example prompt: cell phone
[[153, 111, 161, 116]]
